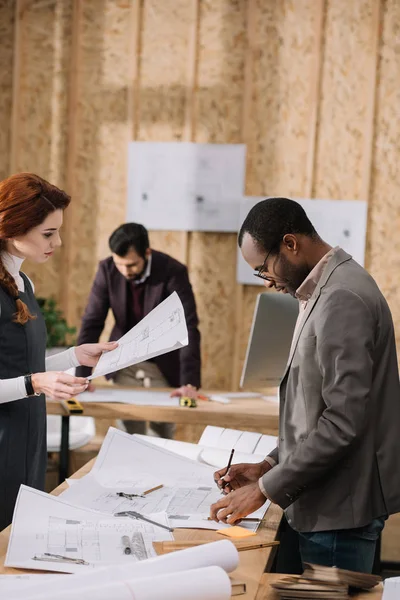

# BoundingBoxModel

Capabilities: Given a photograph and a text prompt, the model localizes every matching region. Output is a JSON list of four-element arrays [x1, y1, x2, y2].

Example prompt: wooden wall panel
[[3, 0, 400, 387], [368, 0, 400, 357], [0, 0, 14, 181], [149, 231, 188, 264], [133, 0, 197, 277], [63, 0, 131, 326], [313, 0, 380, 200], [235, 0, 323, 388], [11, 0, 72, 301], [246, 0, 323, 198], [189, 0, 246, 389]]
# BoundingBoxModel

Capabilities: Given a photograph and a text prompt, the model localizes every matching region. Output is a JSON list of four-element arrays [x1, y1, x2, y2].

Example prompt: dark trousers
[[272, 515, 384, 574]]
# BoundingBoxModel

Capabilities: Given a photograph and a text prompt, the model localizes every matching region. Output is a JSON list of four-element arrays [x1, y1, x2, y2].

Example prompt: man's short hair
[[109, 223, 150, 258], [238, 198, 317, 252]]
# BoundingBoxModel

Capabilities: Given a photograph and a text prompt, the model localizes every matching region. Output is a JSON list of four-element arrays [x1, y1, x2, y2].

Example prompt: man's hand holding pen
[[211, 459, 273, 524]]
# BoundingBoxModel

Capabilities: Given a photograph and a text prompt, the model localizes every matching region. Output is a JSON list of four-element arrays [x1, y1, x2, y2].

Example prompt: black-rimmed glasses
[[254, 245, 278, 282]]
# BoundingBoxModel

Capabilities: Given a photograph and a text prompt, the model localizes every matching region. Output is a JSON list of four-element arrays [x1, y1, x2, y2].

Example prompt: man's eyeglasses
[[253, 246, 278, 282]]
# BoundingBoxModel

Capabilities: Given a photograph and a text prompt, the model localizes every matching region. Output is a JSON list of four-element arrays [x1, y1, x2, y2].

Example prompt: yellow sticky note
[[216, 526, 257, 538]]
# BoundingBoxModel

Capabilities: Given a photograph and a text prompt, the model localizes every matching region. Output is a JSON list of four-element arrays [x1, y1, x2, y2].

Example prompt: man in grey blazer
[[210, 198, 400, 573]]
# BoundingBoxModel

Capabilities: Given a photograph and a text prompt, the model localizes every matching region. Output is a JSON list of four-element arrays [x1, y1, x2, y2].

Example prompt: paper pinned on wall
[[127, 142, 246, 232], [237, 197, 368, 285], [89, 292, 188, 379]]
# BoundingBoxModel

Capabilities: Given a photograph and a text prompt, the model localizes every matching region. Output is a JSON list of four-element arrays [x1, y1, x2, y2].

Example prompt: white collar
[[2, 252, 24, 279], [134, 253, 152, 285]]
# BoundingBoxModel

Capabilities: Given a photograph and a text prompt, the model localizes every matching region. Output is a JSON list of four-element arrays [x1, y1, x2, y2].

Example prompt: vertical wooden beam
[[62, 0, 83, 320], [361, 0, 382, 204], [183, 0, 200, 142], [305, 0, 326, 199], [10, 0, 29, 174], [231, 0, 256, 390], [128, 0, 143, 141], [181, 0, 200, 264]]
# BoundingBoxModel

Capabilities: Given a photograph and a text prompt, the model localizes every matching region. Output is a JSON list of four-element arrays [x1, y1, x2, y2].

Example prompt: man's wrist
[[258, 477, 270, 499]]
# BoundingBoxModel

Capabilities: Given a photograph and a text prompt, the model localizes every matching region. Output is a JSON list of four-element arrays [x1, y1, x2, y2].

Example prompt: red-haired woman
[[0, 173, 116, 530]]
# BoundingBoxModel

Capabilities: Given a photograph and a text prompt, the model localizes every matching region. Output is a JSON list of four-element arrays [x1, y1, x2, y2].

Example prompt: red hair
[[0, 173, 71, 324]]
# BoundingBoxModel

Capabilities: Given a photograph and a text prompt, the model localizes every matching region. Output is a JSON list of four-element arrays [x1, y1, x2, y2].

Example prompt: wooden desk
[[46, 387, 279, 431], [46, 386, 280, 483], [255, 574, 383, 599], [0, 458, 282, 600]]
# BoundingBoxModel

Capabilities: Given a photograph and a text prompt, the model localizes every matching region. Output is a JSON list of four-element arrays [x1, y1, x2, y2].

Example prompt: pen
[[122, 535, 132, 555], [221, 448, 235, 488]]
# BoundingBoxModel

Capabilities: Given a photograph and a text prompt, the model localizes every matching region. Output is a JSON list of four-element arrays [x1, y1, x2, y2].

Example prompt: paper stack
[[270, 563, 381, 599]]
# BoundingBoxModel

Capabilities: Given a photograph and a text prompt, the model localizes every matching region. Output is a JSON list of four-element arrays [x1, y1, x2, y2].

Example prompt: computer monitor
[[240, 292, 299, 389]]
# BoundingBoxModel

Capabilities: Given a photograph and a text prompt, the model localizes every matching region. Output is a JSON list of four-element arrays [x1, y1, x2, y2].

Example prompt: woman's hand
[[31, 372, 89, 400], [74, 342, 118, 367]]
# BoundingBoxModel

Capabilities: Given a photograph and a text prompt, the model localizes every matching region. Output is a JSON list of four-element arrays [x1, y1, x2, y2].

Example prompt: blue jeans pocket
[[351, 517, 386, 541]]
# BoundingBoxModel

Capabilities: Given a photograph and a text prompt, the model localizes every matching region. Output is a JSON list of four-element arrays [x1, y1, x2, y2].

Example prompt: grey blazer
[[261, 249, 400, 532]]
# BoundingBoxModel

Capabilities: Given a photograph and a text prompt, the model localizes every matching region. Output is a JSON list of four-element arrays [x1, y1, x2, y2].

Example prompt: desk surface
[[0, 457, 283, 600], [46, 386, 280, 434], [255, 574, 383, 599]]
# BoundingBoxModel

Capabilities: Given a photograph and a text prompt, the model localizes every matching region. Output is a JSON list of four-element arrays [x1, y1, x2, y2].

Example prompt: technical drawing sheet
[[61, 429, 268, 531], [4, 541, 238, 600], [90, 428, 215, 487], [5, 487, 172, 574], [90, 292, 188, 379]]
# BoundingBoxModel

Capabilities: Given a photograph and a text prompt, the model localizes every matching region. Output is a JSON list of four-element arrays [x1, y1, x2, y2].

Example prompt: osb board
[[149, 231, 188, 264], [0, 0, 14, 181], [188, 232, 237, 389], [367, 0, 400, 360], [14, 0, 72, 301], [137, 0, 195, 141], [313, 0, 378, 200], [133, 0, 198, 298], [194, 0, 246, 143], [66, 0, 131, 327], [246, 0, 322, 197], [188, 0, 246, 389]]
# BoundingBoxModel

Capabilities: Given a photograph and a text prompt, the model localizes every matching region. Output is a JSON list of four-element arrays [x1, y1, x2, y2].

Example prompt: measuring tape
[[179, 396, 197, 408], [60, 398, 84, 414]]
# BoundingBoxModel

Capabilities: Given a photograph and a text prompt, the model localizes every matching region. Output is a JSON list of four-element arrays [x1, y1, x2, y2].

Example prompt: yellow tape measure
[[60, 398, 84, 415], [179, 396, 197, 408]]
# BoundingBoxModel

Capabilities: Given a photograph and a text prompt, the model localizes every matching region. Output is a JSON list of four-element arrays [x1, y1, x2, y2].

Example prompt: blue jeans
[[298, 518, 386, 573]]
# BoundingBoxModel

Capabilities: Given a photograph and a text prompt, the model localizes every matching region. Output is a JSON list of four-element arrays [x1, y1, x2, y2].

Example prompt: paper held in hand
[[89, 292, 188, 380]]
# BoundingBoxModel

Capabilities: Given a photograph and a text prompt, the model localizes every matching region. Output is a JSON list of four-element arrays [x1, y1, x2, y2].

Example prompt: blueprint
[[61, 429, 267, 531], [5, 487, 172, 574], [90, 292, 188, 379]]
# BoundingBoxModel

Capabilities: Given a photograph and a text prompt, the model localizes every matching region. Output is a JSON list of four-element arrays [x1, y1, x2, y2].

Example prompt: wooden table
[[255, 574, 383, 599], [46, 386, 280, 483], [0, 458, 283, 600]]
